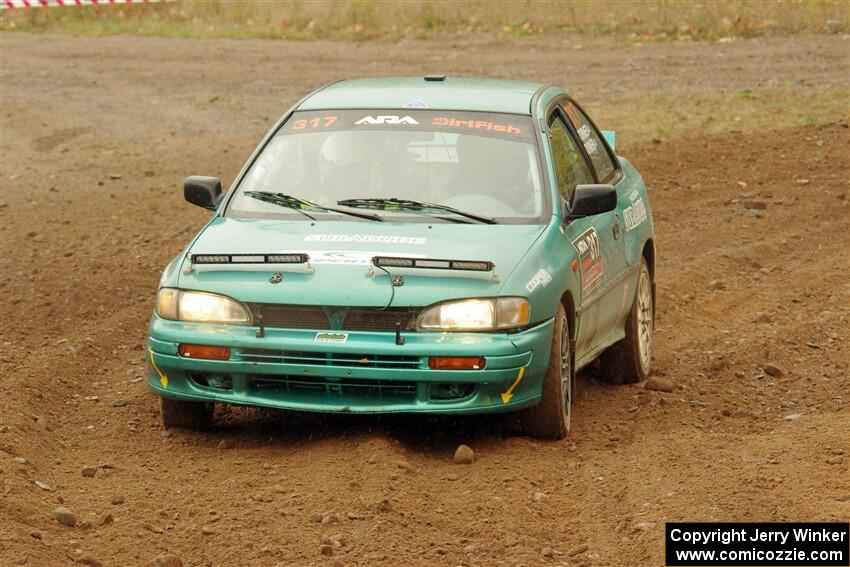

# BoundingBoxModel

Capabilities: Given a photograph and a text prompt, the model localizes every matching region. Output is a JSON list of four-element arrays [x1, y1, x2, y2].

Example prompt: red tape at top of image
[[2, 0, 162, 9]]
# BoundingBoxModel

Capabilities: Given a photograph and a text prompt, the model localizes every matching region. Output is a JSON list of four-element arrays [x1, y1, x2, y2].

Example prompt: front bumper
[[146, 316, 554, 415]]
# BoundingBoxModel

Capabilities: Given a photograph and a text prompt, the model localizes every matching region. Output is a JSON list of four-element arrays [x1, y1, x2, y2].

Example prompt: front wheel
[[520, 303, 572, 440], [160, 397, 214, 430], [599, 258, 653, 384]]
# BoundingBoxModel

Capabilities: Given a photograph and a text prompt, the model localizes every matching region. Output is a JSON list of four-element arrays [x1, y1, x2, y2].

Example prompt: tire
[[160, 397, 214, 430], [520, 303, 572, 440], [598, 258, 653, 384]]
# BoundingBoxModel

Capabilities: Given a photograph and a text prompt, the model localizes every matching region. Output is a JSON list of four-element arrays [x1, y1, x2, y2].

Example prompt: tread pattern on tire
[[160, 397, 213, 430], [521, 304, 569, 440]]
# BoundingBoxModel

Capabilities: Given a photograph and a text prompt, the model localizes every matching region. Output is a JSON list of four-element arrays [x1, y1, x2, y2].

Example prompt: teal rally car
[[148, 76, 655, 439]]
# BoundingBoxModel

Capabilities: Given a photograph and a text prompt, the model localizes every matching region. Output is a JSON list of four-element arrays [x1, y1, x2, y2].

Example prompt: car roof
[[297, 77, 548, 115]]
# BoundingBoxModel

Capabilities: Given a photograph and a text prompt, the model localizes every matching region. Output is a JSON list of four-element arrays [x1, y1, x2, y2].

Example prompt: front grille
[[248, 304, 419, 332], [239, 348, 421, 369], [251, 375, 417, 400]]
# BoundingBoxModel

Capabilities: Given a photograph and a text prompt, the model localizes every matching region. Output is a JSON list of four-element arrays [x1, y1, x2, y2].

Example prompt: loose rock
[[541, 546, 555, 557], [322, 534, 345, 548], [453, 444, 475, 464], [763, 363, 785, 377], [742, 200, 767, 210], [200, 525, 216, 535], [111, 495, 125, 505], [217, 439, 234, 450], [53, 506, 76, 527], [706, 279, 725, 291], [112, 399, 129, 408], [368, 499, 390, 513], [827, 456, 843, 465], [568, 544, 589, 557], [82, 466, 98, 478], [645, 377, 675, 393], [319, 544, 334, 556], [533, 491, 548, 503], [30, 530, 42, 539]]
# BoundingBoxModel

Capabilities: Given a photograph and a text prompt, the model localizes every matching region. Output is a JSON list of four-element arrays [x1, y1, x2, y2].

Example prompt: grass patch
[[588, 88, 848, 145], [1, 0, 847, 42]]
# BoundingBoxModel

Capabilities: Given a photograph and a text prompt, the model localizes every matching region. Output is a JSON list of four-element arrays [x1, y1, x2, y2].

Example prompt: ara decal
[[355, 115, 419, 125], [572, 227, 604, 294]]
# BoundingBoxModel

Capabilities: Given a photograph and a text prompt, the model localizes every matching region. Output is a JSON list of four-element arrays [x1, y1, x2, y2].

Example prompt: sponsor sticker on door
[[572, 227, 604, 294]]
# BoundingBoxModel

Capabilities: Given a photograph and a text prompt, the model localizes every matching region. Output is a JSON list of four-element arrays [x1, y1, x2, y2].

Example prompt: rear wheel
[[160, 397, 214, 430], [599, 258, 653, 384], [520, 303, 571, 440]]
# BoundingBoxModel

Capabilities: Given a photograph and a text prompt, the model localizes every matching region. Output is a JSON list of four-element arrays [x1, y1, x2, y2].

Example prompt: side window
[[563, 101, 617, 183], [549, 115, 594, 202]]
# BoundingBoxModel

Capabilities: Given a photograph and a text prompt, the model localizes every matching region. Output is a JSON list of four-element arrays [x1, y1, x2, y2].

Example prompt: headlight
[[417, 297, 530, 332], [156, 288, 251, 325]]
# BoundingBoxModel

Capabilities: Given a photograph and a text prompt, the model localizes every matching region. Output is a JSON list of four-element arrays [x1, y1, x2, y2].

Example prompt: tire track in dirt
[[1, 34, 848, 567]]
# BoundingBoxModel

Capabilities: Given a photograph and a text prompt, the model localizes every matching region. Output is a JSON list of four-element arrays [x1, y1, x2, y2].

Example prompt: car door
[[547, 111, 607, 356], [548, 107, 626, 358], [561, 100, 632, 339]]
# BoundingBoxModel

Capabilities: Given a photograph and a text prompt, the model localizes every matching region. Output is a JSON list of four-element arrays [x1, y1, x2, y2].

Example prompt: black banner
[[666, 522, 849, 566]]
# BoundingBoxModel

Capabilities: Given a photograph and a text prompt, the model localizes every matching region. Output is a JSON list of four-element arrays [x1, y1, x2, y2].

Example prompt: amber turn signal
[[178, 344, 231, 361], [428, 356, 486, 370]]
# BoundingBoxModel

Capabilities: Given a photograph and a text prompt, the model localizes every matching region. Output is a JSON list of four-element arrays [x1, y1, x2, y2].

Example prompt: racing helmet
[[318, 131, 373, 193]]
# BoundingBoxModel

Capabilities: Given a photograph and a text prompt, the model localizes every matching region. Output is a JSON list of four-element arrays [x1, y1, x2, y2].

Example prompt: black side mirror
[[567, 184, 617, 219], [184, 176, 222, 211]]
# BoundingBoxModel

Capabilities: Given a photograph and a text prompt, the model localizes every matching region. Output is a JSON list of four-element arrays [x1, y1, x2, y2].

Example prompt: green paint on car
[[147, 76, 656, 439]]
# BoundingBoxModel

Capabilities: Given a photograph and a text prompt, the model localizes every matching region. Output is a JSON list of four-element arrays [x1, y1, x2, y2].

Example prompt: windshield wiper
[[245, 191, 383, 222], [336, 198, 496, 224]]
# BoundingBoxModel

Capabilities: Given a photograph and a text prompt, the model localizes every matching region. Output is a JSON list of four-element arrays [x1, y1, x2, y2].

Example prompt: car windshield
[[226, 110, 546, 224]]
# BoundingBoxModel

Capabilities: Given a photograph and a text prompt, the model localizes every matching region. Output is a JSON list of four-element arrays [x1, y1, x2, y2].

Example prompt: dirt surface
[[1, 33, 848, 567]]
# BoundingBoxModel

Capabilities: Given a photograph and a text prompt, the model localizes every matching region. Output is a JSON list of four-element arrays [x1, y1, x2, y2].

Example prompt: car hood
[[179, 217, 546, 307]]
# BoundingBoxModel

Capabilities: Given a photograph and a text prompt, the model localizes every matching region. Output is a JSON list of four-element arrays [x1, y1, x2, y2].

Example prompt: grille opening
[[429, 383, 476, 401], [247, 304, 419, 332], [251, 375, 417, 400], [189, 372, 233, 390], [239, 348, 421, 369]]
